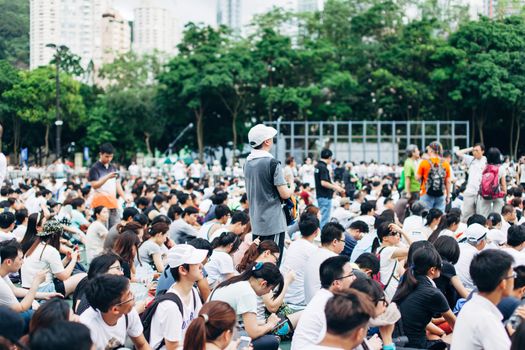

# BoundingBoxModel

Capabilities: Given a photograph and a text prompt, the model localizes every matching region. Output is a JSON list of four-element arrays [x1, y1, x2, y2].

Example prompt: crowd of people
[[0, 124, 525, 350]]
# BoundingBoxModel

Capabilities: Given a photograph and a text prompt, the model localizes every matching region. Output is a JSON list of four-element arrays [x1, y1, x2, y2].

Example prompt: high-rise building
[[217, 0, 242, 32], [298, 0, 324, 12], [133, 0, 178, 55], [101, 8, 131, 64], [483, 0, 524, 17], [30, 0, 127, 71]]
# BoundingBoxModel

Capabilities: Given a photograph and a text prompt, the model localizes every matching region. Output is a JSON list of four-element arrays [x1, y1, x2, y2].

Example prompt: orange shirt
[[417, 157, 451, 195]]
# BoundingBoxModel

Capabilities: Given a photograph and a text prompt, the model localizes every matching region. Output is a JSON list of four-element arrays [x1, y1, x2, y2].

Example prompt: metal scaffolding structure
[[265, 120, 470, 164]]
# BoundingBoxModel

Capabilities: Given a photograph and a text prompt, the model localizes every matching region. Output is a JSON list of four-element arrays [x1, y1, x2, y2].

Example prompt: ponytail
[[217, 262, 284, 299], [184, 301, 236, 350], [236, 240, 279, 272], [211, 232, 241, 253], [428, 213, 460, 243]]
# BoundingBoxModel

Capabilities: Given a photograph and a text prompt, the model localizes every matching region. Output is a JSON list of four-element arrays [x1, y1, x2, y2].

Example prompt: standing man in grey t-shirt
[[244, 124, 295, 264]]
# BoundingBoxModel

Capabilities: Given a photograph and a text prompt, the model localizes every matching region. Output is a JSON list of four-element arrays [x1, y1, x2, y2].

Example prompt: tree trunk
[[514, 117, 521, 161], [44, 124, 50, 165], [195, 107, 204, 162], [232, 111, 238, 163], [510, 111, 515, 157], [144, 132, 152, 155], [12, 116, 20, 165], [470, 108, 476, 145]]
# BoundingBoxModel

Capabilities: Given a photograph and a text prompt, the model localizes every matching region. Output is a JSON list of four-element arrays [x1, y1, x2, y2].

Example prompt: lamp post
[[46, 43, 67, 160]]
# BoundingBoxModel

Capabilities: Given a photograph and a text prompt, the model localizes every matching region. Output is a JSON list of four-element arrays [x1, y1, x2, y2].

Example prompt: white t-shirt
[[149, 287, 202, 350], [0, 153, 6, 187], [350, 232, 377, 263], [205, 250, 236, 287], [403, 215, 425, 239], [378, 246, 401, 300], [462, 155, 487, 196], [80, 307, 143, 350], [351, 215, 375, 234], [500, 247, 525, 267], [304, 248, 337, 304], [12, 225, 27, 241], [0, 275, 18, 307], [455, 243, 479, 290], [86, 220, 108, 262], [291, 288, 333, 350], [303, 346, 343, 350], [210, 280, 257, 327], [21, 242, 65, 288], [281, 239, 317, 306], [0, 231, 15, 243]]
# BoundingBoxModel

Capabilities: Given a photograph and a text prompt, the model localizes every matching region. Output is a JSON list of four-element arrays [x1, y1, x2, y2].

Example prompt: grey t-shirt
[[103, 224, 119, 251], [244, 156, 287, 236], [138, 240, 162, 267]]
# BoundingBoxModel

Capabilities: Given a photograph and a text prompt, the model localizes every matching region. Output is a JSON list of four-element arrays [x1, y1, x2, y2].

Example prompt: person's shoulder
[[79, 307, 98, 323]]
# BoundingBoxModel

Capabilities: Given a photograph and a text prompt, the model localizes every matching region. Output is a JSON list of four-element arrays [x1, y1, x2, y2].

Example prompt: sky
[[113, 0, 286, 26]]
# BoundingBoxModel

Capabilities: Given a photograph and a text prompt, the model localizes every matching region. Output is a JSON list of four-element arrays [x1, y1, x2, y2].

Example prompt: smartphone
[[271, 319, 289, 332], [237, 336, 251, 350], [114, 171, 120, 178]]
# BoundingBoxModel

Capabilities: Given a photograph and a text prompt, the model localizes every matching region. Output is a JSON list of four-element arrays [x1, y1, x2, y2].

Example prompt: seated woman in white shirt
[[21, 219, 86, 297], [427, 212, 460, 243], [85, 206, 109, 263], [210, 262, 284, 350], [205, 232, 240, 288], [421, 208, 443, 239]]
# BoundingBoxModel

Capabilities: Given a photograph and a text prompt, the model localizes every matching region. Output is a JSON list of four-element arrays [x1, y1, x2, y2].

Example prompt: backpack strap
[[141, 291, 184, 350], [378, 246, 398, 290]]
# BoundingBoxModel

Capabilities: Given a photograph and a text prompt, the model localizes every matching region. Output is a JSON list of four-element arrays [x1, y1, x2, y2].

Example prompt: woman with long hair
[[421, 208, 443, 239], [210, 262, 284, 350], [85, 206, 109, 263], [138, 222, 170, 273], [112, 230, 140, 280], [392, 245, 455, 349], [184, 301, 240, 350], [205, 232, 241, 288], [427, 213, 460, 243], [236, 240, 280, 273], [20, 219, 86, 297], [20, 213, 46, 254]]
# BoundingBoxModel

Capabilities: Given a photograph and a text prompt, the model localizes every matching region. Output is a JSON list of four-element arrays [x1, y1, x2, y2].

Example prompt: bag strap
[[378, 247, 398, 290], [142, 292, 184, 350]]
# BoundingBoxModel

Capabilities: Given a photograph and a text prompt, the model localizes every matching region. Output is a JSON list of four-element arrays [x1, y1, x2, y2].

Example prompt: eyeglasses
[[337, 238, 345, 243], [376, 297, 388, 307], [335, 272, 355, 280], [389, 232, 400, 237], [115, 292, 135, 306], [503, 272, 517, 280]]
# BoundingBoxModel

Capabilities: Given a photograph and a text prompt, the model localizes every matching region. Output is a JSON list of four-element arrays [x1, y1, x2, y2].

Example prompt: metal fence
[[265, 120, 470, 164]]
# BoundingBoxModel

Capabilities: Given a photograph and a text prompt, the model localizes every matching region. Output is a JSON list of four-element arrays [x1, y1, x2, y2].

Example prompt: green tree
[[0, 0, 29, 68]]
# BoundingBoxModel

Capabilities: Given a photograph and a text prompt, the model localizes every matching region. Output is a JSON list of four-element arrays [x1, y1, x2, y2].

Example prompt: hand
[[285, 270, 296, 284], [515, 306, 525, 320], [106, 172, 118, 180], [267, 313, 280, 328], [43, 292, 64, 300], [378, 323, 395, 345], [69, 250, 80, 262], [388, 223, 403, 234], [405, 192, 412, 199], [446, 196, 451, 204]]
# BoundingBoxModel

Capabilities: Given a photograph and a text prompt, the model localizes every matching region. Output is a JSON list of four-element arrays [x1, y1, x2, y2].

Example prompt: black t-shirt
[[434, 261, 458, 309], [315, 161, 333, 198], [88, 161, 117, 182], [397, 276, 450, 348]]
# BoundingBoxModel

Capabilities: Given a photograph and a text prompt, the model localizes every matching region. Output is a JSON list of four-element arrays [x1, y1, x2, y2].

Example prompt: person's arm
[[55, 251, 79, 281], [390, 223, 413, 246], [152, 253, 165, 273], [442, 309, 456, 329], [242, 312, 279, 339], [90, 172, 117, 190], [320, 180, 344, 193], [277, 182, 295, 200], [116, 180, 126, 199], [450, 275, 469, 298], [500, 173, 507, 194], [10, 270, 47, 312], [13, 285, 62, 301], [130, 335, 153, 350], [196, 277, 211, 303], [455, 147, 473, 159], [262, 270, 295, 313]]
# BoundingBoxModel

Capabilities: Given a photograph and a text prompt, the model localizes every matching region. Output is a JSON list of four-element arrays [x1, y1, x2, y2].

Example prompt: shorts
[[37, 278, 66, 296]]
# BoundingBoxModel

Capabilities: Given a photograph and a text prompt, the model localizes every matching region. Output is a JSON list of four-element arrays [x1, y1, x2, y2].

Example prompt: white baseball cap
[[487, 229, 506, 245], [465, 223, 488, 242], [248, 124, 277, 148], [167, 244, 208, 267]]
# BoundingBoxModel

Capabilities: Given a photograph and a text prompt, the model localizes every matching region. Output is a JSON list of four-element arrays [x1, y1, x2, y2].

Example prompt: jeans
[[317, 197, 332, 229], [420, 194, 446, 212]]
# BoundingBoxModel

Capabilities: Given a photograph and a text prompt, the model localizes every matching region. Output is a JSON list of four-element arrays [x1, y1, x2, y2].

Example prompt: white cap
[[465, 223, 488, 242], [248, 124, 277, 148], [487, 229, 506, 245], [167, 244, 208, 267]]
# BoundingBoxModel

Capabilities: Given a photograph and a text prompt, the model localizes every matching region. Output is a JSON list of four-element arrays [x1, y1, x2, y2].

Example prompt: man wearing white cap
[[455, 223, 488, 290], [244, 124, 295, 263], [146, 244, 208, 350]]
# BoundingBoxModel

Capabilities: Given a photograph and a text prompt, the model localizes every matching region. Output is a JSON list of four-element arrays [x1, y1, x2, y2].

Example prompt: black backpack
[[141, 289, 196, 350], [425, 159, 446, 197]]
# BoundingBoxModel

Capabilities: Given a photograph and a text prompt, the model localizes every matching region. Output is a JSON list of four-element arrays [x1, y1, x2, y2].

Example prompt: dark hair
[[237, 240, 279, 272], [113, 231, 141, 266], [87, 253, 122, 279], [355, 253, 380, 275], [70, 198, 85, 210], [183, 301, 236, 350], [188, 238, 213, 258], [217, 262, 284, 299], [433, 235, 460, 264], [487, 212, 502, 228], [285, 156, 295, 165], [428, 213, 460, 243], [122, 207, 139, 221], [182, 206, 199, 217], [30, 321, 93, 350], [511, 321, 525, 350], [146, 222, 169, 241], [351, 278, 384, 303], [14, 209, 28, 225], [0, 239, 20, 262], [170, 264, 190, 282], [214, 204, 231, 220], [177, 193, 190, 206], [151, 214, 171, 226], [507, 225, 525, 248], [0, 212, 15, 229], [117, 221, 143, 235], [393, 246, 442, 303], [320, 222, 344, 246], [0, 306, 24, 344], [514, 266, 525, 290], [133, 213, 149, 226], [324, 291, 374, 336], [21, 213, 45, 254], [152, 194, 166, 205], [467, 214, 487, 227], [85, 275, 130, 313], [230, 210, 249, 225], [29, 298, 70, 336], [167, 205, 183, 220], [470, 249, 514, 292], [361, 202, 375, 215], [99, 143, 114, 154], [474, 143, 485, 152], [320, 149, 333, 159], [406, 240, 434, 268], [320, 256, 349, 289], [425, 208, 443, 226], [486, 147, 502, 165], [211, 232, 241, 253], [92, 206, 106, 221], [136, 197, 150, 208], [372, 222, 394, 253], [299, 215, 320, 237], [502, 204, 515, 217], [349, 220, 369, 234]]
